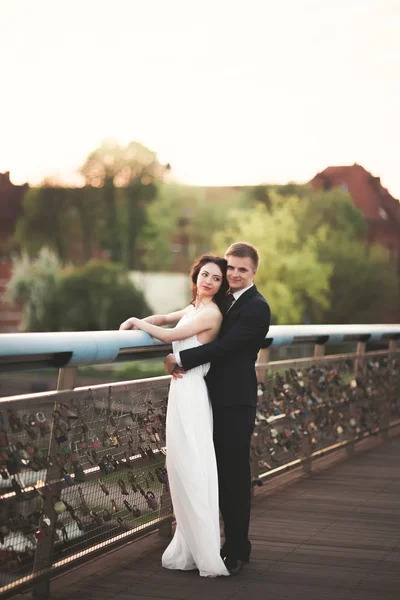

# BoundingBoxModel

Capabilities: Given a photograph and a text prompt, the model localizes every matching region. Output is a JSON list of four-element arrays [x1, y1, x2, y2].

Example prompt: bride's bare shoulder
[[204, 304, 223, 321]]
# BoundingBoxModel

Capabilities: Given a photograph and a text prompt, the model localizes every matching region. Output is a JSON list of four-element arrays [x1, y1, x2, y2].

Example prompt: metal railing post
[[251, 348, 270, 492], [381, 340, 398, 442], [354, 341, 366, 378], [302, 344, 326, 473], [32, 367, 77, 599]]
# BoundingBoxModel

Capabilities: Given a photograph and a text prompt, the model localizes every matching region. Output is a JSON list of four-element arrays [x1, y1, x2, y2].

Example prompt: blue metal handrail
[[0, 324, 399, 371]]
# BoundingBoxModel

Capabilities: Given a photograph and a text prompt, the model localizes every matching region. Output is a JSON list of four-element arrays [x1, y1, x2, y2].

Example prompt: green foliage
[[140, 183, 251, 271], [293, 189, 397, 323], [317, 240, 398, 324], [14, 185, 105, 264], [80, 140, 169, 266], [4, 247, 61, 331], [58, 261, 151, 331], [296, 188, 367, 243], [212, 187, 398, 324], [15, 186, 76, 261], [5, 250, 150, 332], [78, 359, 165, 381]]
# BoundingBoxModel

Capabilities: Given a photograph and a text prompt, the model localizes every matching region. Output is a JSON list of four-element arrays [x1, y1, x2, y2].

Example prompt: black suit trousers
[[213, 404, 256, 561]]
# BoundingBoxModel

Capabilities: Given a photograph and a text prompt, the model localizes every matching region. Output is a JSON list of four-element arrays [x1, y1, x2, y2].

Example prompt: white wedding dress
[[161, 311, 229, 577]]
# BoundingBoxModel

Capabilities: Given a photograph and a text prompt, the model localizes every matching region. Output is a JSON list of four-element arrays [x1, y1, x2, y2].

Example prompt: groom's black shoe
[[223, 557, 244, 576]]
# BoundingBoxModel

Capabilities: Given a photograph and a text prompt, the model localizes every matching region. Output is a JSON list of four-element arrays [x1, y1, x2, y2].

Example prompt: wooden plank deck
[[14, 434, 400, 600]]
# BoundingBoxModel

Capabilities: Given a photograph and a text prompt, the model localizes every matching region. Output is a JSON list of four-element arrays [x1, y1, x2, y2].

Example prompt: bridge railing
[[0, 325, 399, 598]]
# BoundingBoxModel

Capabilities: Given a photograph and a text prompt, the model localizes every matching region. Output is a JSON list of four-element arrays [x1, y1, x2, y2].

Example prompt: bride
[[120, 254, 230, 578]]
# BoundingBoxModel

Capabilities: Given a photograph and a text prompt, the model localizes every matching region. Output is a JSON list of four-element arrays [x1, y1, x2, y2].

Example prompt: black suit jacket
[[179, 285, 270, 409]]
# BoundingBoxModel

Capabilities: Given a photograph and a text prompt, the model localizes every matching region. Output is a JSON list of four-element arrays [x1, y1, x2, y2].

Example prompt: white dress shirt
[[175, 284, 254, 367]]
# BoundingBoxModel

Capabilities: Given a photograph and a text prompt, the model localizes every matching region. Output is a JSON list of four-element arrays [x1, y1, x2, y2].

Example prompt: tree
[[318, 240, 398, 324], [14, 186, 78, 261], [80, 140, 169, 266], [5, 250, 151, 332], [140, 183, 251, 272], [212, 187, 398, 325], [290, 189, 397, 323], [4, 247, 61, 331], [69, 186, 104, 263], [57, 261, 151, 331]]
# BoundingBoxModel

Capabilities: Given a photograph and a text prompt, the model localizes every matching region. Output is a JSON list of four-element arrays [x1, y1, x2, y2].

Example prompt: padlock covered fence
[[0, 324, 399, 597]]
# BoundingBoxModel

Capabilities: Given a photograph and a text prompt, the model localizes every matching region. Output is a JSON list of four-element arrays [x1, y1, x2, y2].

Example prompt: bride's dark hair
[[190, 254, 229, 310]]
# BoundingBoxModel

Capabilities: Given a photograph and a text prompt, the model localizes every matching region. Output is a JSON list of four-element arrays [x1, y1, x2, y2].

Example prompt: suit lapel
[[229, 284, 258, 314], [220, 285, 258, 333]]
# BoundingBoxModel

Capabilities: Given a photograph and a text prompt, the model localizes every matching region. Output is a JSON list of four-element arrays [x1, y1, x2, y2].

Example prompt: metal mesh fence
[[0, 376, 171, 594], [252, 351, 400, 481], [0, 350, 399, 594]]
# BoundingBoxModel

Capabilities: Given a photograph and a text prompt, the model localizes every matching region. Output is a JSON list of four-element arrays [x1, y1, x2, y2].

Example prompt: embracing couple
[[120, 242, 271, 577]]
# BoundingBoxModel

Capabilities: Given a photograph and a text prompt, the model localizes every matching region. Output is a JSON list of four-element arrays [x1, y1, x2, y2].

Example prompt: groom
[[164, 241, 271, 575]]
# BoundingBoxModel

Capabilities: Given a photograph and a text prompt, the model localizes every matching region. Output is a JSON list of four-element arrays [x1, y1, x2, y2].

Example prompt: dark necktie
[[223, 293, 235, 315]]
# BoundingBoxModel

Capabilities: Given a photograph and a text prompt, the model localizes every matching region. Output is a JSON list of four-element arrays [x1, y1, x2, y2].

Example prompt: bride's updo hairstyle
[[190, 254, 229, 310]]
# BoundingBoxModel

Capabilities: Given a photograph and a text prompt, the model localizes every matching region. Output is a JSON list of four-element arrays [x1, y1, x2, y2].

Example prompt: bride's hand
[[119, 317, 140, 330]]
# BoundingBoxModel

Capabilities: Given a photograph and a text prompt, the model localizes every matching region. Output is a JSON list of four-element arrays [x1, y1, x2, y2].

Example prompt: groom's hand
[[164, 354, 185, 379], [171, 366, 186, 380]]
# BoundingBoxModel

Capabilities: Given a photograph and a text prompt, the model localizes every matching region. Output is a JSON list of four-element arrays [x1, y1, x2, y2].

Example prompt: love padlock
[[78, 487, 90, 515], [90, 510, 103, 526], [112, 431, 121, 447], [28, 414, 37, 428], [6, 447, 22, 475], [145, 445, 155, 459], [52, 496, 67, 514], [145, 491, 158, 510], [123, 499, 134, 512], [102, 508, 112, 522], [151, 427, 160, 443], [36, 412, 50, 436], [74, 515, 85, 531], [131, 504, 141, 518], [99, 478, 109, 495], [128, 473, 138, 493], [54, 427, 69, 454], [8, 410, 22, 433], [126, 426, 134, 448], [70, 442, 79, 463], [118, 479, 129, 495], [91, 436, 101, 449], [23, 417, 37, 440], [73, 462, 86, 483], [123, 451, 132, 468], [102, 430, 114, 448], [61, 468, 75, 486]]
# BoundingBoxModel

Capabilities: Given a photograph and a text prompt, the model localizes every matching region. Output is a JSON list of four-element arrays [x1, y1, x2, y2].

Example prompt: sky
[[1, 0, 400, 197]]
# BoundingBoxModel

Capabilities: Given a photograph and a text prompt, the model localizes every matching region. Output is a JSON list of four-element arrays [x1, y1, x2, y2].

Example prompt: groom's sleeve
[[179, 303, 270, 371]]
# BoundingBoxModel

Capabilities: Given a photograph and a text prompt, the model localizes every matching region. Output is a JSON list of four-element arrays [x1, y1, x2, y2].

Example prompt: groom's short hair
[[225, 242, 259, 270]]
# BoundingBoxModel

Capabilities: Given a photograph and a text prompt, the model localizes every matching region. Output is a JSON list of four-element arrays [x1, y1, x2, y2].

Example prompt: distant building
[[0, 172, 28, 331], [310, 164, 400, 273], [0, 171, 27, 246]]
